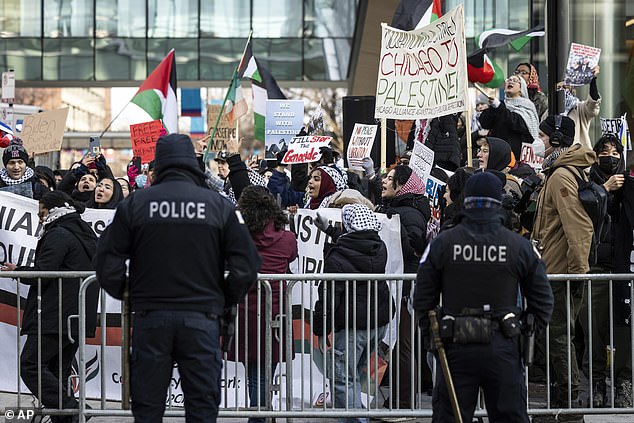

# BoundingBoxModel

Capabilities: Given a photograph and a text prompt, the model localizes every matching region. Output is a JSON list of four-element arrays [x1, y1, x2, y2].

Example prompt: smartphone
[[131, 156, 141, 170], [89, 136, 101, 157]]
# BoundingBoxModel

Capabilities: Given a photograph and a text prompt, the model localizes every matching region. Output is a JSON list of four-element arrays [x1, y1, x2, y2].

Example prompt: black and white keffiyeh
[[37, 204, 76, 238], [0, 167, 34, 186], [505, 77, 541, 142], [342, 203, 381, 233]]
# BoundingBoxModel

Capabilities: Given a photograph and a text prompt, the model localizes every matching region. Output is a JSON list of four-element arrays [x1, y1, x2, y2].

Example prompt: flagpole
[[203, 31, 253, 162], [460, 5, 474, 168], [99, 101, 131, 138]]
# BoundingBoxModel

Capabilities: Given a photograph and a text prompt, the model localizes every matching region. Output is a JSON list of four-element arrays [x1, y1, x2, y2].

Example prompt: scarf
[[563, 90, 580, 115], [527, 64, 542, 91], [505, 77, 540, 141], [398, 170, 426, 196], [0, 167, 34, 185], [37, 205, 77, 238], [342, 203, 381, 233], [307, 168, 338, 209], [541, 146, 570, 172]]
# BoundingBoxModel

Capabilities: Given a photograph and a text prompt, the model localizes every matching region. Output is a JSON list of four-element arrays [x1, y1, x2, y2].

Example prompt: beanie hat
[[154, 133, 201, 174], [342, 203, 381, 233], [3, 138, 29, 167], [539, 115, 575, 147], [463, 171, 503, 209]]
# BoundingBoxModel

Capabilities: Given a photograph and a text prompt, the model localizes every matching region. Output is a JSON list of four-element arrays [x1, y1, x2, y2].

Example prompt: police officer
[[95, 134, 260, 423], [413, 171, 553, 423]]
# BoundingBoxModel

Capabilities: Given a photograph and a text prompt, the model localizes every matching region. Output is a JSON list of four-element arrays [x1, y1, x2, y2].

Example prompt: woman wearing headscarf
[[515, 62, 548, 120], [85, 176, 124, 209], [233, 185, 298, 423], [305, 165, 348, 209], [1, 191, 99, 422], [478, 74, 541, 161]]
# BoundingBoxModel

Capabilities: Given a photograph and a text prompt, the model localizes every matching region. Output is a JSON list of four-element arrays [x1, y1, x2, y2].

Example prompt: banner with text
[[265, 100, 304, 156], [347, 124, 378, 170], [281, 135, 332, 165], [520, 142, 544, 171], [375, 5, 467, 120], [130, 120, 163, 164], [21, 108, 69, 154]]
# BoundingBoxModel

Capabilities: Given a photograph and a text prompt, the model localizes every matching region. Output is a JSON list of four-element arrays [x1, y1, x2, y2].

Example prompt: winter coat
[[376, 193, 431, 273], [567, 93, 601, 150], [613, 176, 634, 326], [478, 102, 534, 161], [530, 90, 549, 121], [313, 230, 394, 336], [425, 114, 461, 170], [589, 164, 623, 270], [267, 168, 304, 207], [532, 145, 597, 274], [227, 221, 298, 363], [19, 213, 99, 337], [0, 172, 46, 200]]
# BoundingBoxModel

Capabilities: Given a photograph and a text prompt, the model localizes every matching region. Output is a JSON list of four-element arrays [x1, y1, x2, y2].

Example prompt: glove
[[314, 212, 330, 233], [127, 165, 139, 187], [361, 157, 375, 178], [135, 174, 148, 189]]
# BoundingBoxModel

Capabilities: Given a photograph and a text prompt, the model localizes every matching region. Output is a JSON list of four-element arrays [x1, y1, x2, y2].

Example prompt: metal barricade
[[2, 271, 634, 421]]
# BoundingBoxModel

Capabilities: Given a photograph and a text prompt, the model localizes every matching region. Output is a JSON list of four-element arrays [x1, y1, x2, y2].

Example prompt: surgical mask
[[598, 156, 620, 175], [533, 138, 546, 158]]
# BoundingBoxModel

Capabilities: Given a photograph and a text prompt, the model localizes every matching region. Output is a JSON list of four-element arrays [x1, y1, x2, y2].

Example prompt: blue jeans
[[130, 310, 222, 423], [246, 362, 267, 423], [328, 324, 388, 423]]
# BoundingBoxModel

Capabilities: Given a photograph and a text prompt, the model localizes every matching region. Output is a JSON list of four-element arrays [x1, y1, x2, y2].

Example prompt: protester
[[313, 203, 393, 423], [95, 133, 260, 423], [116, 177, 132, 198], [58, 154, 112, 203], [233, 185, 298, 423], [1, 191, 99, 423], [0, 139, 46, 199], [85, 176, 124, 209], [531, 115, 596, 422], [424, 114, 462, 171], [441, 167, 475, 228], [305, 165, 348, 209], [214, 137, 266, 204], [514, 62, 548, 120], [479, 74, 540, 160], [265, 150, 305, 208], [35, 165, 57, 191], [475, 137, 522, 197], [560, 66, 601, 150]]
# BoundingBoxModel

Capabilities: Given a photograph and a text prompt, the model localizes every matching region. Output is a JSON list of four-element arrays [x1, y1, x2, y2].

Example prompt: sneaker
[[591, 380, 606, 408], [615, 380, 633, 408]]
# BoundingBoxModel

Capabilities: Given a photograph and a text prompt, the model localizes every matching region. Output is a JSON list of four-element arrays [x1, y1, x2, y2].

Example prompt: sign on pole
[[375, 5, 468, 120], [265, 100, 304, 156], [21, 108, 69, 154], [281, 135, 332, 165], [347, 124, 378, 170]]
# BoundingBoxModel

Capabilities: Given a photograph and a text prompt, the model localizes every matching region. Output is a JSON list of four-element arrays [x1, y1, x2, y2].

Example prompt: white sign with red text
[[281, 135, 332, 164], [520, 142, 544, 171]]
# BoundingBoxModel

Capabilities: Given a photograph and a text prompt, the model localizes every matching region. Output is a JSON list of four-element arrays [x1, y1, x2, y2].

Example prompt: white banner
[[375, 5, 468, 119], [519, 142, 544, 171]]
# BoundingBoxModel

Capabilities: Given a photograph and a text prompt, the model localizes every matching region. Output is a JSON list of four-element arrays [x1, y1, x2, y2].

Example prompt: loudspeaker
[[342, 96, 395, 168]]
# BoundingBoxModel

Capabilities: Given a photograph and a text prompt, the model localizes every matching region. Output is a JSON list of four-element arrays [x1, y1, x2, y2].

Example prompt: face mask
[[533, 138, 546, 158], [598, 156, 620, 175]]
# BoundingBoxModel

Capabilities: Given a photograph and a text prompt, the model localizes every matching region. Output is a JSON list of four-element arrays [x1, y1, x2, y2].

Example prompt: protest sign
[[281, 135, 332, 164], [265, 100, 304, 156], [206, 104, 236, 152], [409, 141, 435, 181], [375, 4, 467, 119], [563, 43, 601, 86], [601, 117, 622, 136], [129, 120, 163, 163], [520, 142, 544, 171], [347, 124, 378, 170], [20, 108, 69, 154]]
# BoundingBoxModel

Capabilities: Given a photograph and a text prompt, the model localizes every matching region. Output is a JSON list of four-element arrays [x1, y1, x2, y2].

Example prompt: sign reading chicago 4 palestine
[[375, 4, 467, 120]]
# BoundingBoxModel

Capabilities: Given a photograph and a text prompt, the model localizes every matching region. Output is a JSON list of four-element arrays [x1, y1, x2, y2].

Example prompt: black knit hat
[[3, 138, 29, 166], [154, 133, 200, 174], [539, 115, 575, 147], [464, 171, 503, 205]]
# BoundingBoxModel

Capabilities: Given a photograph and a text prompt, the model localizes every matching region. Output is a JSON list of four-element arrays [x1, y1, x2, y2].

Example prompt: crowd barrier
[[1, 272, 633, 422]]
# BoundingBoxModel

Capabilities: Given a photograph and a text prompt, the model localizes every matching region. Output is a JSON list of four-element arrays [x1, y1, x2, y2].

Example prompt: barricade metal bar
[[588, 279, 594, 408], [100, 287, 107, 410], [78, 275, 97, 423]]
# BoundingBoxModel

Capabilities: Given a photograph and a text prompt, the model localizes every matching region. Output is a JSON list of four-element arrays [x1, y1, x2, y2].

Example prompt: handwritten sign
[[520, 143, 544, 171], [347, 124, 378, 170], [265, 100, 304, 155], [206, 105, 236, 152], [130, 120, 163, 163], [21, 108, 69, 154], [281, 136, 332, 165], [375, 5, 467, 119], [409, 141, 435, 181]]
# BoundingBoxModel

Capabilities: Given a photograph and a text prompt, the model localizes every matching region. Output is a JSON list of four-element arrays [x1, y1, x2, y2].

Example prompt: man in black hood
[[96, 133, 261, 423]]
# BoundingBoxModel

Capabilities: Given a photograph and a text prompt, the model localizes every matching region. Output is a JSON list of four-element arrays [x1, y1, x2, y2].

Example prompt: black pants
[[20, 333, 79, 422], [432, 331, 529, 423], [131, 310, 222, 423]]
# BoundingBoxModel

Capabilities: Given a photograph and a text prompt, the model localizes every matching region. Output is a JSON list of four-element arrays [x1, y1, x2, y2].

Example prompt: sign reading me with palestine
[[375, 4, 468, 120]]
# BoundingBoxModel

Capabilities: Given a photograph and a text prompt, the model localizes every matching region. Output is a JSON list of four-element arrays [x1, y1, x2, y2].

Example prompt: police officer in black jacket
[[414, 171, 553, 423], [95, 134, 261, 423]]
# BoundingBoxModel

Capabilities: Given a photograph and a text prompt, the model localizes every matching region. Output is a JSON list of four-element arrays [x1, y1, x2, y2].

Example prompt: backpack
[[564, 166, 608, 266]]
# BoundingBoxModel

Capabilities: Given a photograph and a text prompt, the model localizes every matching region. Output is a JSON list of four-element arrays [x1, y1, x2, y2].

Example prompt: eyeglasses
[[514, 70, 530, 76], [505, 78, 521, 84]]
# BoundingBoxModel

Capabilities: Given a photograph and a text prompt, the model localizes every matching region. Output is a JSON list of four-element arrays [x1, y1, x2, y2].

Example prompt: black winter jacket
[[478, 103, 534, 161], [95, 170, 261, 316], [376, 193, 431, 273], [313, 230, 394, 336], [425, 114, 461, 171], [19, 213, 98, 337]]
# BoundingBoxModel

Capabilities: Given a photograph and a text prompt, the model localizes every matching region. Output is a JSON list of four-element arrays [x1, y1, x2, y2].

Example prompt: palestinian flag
[[467, 49, 505, 88], [224, 71, 248, 123], [237, 39, 286, 142], [391, 0, 442, 31], [477, 25, 545, 51], [131, 49, 178, 134]]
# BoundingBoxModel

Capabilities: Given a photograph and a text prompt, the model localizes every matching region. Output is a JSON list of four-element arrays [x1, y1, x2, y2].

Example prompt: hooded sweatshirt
[[485, 137, 512, 171]]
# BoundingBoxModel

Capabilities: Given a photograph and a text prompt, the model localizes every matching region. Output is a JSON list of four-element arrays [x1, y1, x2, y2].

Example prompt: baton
[[429, 310, 463, 423]]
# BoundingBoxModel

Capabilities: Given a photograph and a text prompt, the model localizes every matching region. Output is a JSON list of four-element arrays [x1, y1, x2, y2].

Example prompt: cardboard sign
[[520, 142, 544, 171], [206, 104, 236, 152], [347, 124, 378, 170], [409, 141, 435, 181], [21, 108, 69, 154], [281, 136, 332, 164], [265, 100, 304, 156], [375, 5, 468, 119], [130, 120, 163, 163]]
